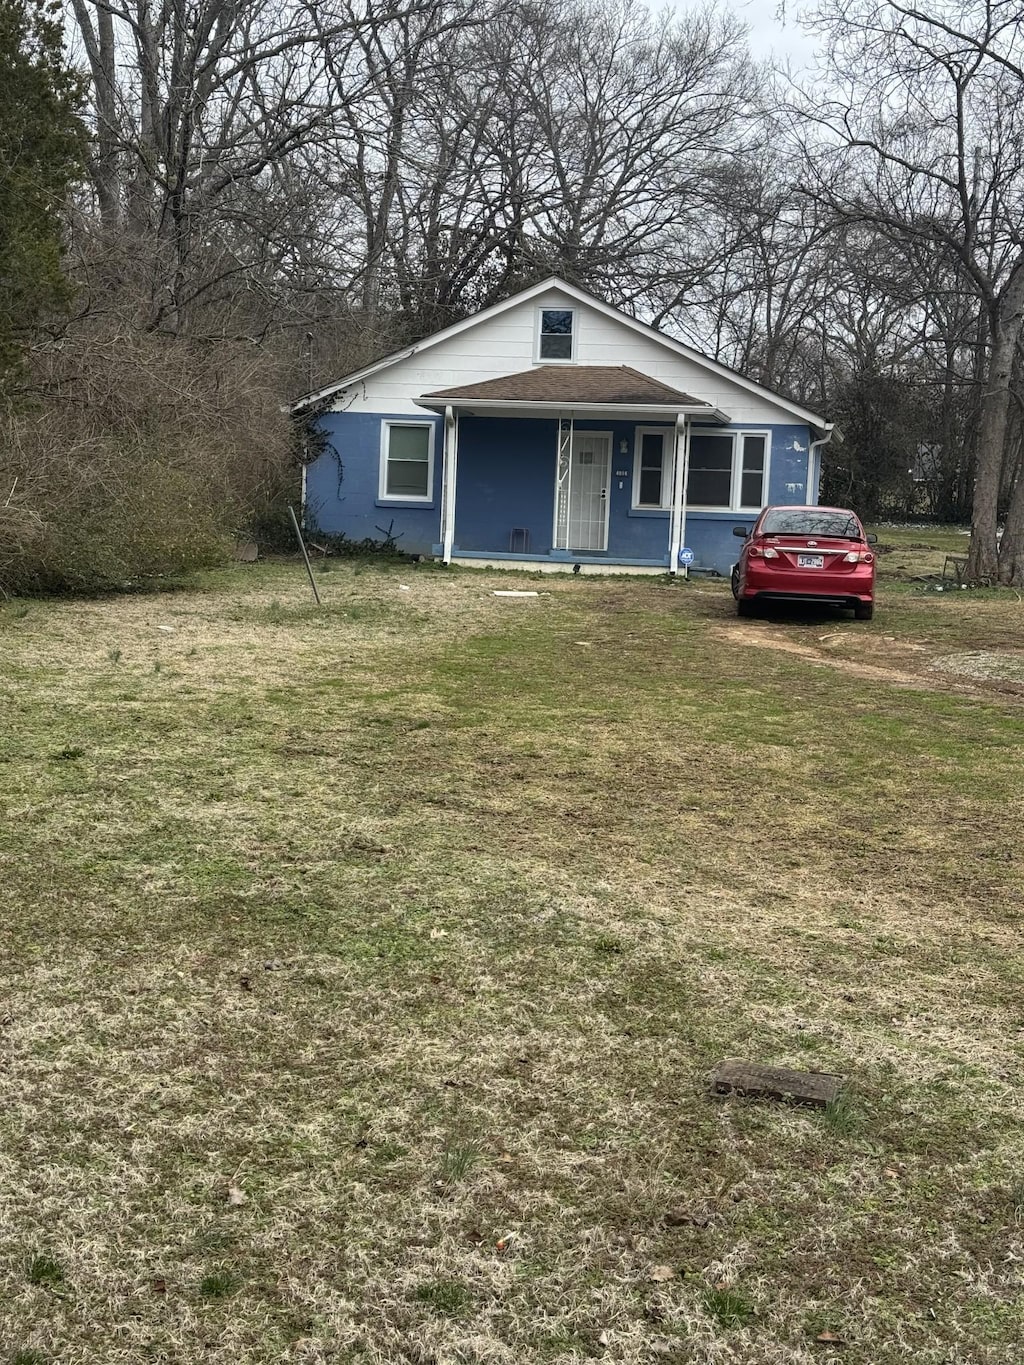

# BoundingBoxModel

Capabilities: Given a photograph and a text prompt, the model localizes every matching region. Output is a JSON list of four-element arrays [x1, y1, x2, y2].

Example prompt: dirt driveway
[[710, 608, 1024, 699]]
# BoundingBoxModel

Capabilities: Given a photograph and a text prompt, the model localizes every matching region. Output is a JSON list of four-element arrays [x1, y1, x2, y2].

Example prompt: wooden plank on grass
[[711, 1059, 842, 1109]]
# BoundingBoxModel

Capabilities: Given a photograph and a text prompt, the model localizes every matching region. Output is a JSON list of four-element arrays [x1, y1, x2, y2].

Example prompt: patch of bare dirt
[[712, 621, 930, 687], [712, 621, 1024, 700]]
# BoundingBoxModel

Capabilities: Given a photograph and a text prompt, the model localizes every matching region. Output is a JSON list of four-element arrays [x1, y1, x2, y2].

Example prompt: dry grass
[[868, 524, 972, 584], [0, 562, 1022, 1364]]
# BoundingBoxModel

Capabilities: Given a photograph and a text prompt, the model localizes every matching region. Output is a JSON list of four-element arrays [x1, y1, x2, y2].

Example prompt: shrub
[[0, 329, 294, 595]]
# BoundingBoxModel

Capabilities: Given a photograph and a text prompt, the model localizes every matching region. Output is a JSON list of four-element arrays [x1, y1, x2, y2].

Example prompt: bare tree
[[65, 0, 478, 335], [791, 0, 1024, 581], [303, 0, 762, 333]]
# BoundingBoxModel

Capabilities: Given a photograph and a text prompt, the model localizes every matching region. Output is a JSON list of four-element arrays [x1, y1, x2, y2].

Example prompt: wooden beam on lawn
[[711, 1059, 842, 1109]]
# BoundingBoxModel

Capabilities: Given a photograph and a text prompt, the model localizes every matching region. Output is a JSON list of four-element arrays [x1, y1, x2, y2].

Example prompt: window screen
[[539, 309, 574, 360], [687, 433, 733, 506], [385, 424, 430, 497]]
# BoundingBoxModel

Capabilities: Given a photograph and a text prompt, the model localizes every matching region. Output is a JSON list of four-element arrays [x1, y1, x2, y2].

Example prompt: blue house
[[296, 278, 835, 575]]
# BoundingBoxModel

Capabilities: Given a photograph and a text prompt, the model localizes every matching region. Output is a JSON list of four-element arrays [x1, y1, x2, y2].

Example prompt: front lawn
[[867, 523, 972, 582], [0, 564, 1021, 1364]]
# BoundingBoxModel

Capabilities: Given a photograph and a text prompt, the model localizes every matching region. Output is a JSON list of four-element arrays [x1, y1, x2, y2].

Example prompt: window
[[379, 421, 434, 501], [739, 435, 767, 508], [630, 427, 771, 511], [687, 433, 733, 507], [537, 308, 575, 361], [760, 509, 860, 538], [632, 428, 671, 507]]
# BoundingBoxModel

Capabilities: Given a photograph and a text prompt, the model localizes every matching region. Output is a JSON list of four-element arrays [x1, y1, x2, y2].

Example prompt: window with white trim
[[536, 308, 575, 361], [630, 428, 770, 511], [738, 434, 767, 508], [379, 421, 434, 501], [631, 427, 672, 508]]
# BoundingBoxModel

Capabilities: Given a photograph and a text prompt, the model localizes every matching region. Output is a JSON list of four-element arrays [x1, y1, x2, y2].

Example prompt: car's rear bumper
[[744, 589, 874, 608], [740, 565, 874, 606]]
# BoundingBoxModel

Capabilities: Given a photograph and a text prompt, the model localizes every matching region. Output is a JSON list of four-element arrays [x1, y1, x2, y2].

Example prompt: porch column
[[440, 405, 458, 565], [553, 416, 574, 551], [667, 413, 690, 576]]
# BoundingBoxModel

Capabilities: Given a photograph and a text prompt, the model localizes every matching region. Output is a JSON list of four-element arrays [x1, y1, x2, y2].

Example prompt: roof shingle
[[421, 365, 708, 407]]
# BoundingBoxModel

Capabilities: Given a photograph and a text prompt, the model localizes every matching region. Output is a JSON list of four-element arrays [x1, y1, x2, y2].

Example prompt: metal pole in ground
[[288, 503, 321, 605]]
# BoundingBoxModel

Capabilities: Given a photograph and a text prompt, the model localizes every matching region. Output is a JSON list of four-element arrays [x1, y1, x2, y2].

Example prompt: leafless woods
[[4, 0, 1024, 587]]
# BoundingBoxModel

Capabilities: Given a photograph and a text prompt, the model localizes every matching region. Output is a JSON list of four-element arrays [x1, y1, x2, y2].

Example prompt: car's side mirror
[[866, 533, 878, 544], [732, 526, 749, 539]]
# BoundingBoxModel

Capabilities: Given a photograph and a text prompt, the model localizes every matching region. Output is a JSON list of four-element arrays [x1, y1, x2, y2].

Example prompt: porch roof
[[418, 365, 728, 421]]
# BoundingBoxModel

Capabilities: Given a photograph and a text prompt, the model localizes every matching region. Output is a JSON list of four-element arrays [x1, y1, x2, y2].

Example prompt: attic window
[[537, 309, 575, 362]]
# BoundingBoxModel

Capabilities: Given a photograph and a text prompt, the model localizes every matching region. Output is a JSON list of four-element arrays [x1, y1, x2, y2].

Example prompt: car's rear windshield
[[760, 510, 861, 538]]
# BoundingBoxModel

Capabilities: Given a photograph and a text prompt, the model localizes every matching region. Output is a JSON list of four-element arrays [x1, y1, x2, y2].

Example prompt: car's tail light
[[747, 545, 762, 558], [762, 547, 779, 559], [844, 551, 874, 563]]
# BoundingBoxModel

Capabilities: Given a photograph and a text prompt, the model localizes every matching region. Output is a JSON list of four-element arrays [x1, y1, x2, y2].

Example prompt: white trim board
[[416, 399, 727, 421], [448, 557, 666, 575]]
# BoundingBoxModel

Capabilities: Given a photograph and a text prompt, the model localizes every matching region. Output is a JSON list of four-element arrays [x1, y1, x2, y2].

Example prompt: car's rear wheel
[[854, 601, 874, 621], [730, 566, 741, 600]]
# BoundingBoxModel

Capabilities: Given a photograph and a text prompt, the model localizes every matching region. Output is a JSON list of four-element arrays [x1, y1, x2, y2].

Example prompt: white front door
[[568, 432, 611, 551]]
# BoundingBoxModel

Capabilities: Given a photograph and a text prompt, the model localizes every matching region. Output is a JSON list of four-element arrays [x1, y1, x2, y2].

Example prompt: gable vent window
[[538, 309, 575, 361]]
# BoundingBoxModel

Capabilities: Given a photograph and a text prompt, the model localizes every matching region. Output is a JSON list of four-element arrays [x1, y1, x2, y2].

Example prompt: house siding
[[452, 416, 556, 555], [329, 288, 813, 428], [305, 410, 443, 555]]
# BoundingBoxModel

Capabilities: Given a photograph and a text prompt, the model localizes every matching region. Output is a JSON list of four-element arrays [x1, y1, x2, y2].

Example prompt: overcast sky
[[739, 1, 820, 65], [666, 0, 822, 70]]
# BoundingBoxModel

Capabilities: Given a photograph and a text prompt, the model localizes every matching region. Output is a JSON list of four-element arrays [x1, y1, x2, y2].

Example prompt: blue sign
[[677, 546, 695, 566]]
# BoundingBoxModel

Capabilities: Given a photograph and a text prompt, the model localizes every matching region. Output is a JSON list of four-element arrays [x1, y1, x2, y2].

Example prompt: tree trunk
[[991, 273, 1024, 581], [70, 0, 120, 228], [967, 313, 1019, 580], [997, 418, 1024, 583]]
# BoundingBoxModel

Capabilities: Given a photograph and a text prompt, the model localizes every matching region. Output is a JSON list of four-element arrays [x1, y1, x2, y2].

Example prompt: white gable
[[308, 280, 826, 429]]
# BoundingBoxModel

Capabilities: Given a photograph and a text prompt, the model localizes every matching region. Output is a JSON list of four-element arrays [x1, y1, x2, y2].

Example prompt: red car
[[731, 505, 876, 620]]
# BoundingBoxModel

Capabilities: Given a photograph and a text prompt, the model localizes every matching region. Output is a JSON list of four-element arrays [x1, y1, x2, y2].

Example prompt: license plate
[[798, 554, 824, 568]]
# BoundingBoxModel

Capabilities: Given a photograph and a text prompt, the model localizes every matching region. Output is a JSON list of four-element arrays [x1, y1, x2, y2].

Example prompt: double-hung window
[[630, 427, 770, 511], [379, 421, 434, 501], [537, 308, 575, 361]]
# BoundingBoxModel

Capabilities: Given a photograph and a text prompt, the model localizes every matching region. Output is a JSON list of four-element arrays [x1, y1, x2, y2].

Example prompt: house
[[295, 278, 835, 575]]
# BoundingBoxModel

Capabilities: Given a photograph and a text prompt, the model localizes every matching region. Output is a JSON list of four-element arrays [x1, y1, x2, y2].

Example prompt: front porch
[[418, 365, 727, 575]]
